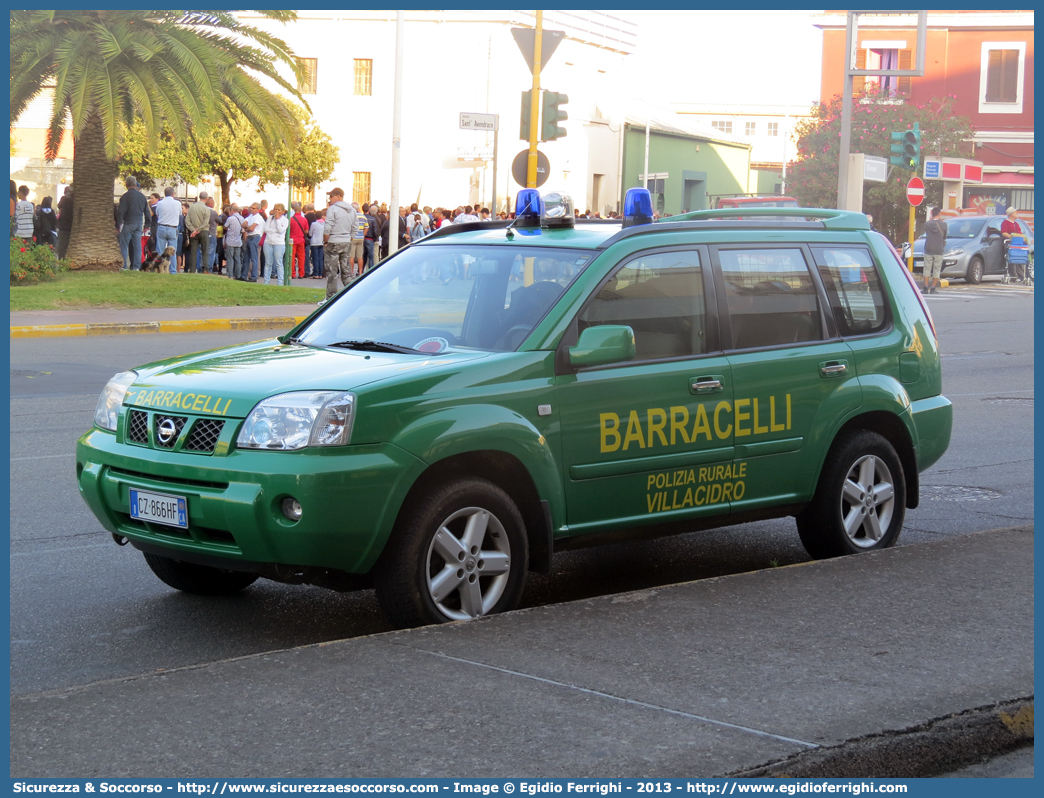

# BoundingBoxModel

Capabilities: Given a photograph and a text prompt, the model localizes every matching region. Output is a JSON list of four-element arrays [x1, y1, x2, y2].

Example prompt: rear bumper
[[910, 395, 953, 473]]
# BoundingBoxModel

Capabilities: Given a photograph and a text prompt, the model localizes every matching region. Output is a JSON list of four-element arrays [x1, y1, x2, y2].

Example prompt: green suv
[[77, 189, 952, 628]]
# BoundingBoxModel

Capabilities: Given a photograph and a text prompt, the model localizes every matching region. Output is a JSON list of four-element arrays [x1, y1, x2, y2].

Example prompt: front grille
[[127, 410, 149, 444], [185, 419, 225, 453], [154, 415, 187, 448]]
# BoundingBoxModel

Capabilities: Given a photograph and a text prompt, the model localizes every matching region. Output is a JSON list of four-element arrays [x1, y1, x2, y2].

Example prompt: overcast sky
[[625, 10, 824, 111]]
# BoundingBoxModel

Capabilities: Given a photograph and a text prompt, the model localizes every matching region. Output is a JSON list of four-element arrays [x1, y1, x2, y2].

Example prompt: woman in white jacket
[[262, 203, 290, 285]]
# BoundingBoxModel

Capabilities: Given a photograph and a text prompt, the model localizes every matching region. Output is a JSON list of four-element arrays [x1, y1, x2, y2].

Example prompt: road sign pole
[[527, 11, 543, 188], [906, 176, 925, 272], [908, 205, 916, 272]]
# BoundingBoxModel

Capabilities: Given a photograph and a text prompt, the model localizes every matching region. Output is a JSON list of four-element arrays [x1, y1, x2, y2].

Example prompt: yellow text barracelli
[[599, 394, 792, 453], [127, 389, 233, 416]]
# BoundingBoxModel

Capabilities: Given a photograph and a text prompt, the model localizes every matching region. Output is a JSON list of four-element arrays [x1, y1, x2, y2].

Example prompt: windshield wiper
[[328, 339, 424, 355]]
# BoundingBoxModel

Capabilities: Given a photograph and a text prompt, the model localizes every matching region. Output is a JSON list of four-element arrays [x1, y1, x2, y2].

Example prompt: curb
[[727, 698, 1034, 778], [10, 315, 309, 339]]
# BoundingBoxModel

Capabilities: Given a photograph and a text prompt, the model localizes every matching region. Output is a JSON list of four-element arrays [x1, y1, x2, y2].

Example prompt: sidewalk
[[10, 277, 326, 338], [11, 525, 1033, 778]]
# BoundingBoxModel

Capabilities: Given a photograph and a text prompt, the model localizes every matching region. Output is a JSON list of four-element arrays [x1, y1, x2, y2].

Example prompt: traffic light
[[908, 122, 922, 171], [520, 89, 533, 141], [541, 90, 569, 141], [890, 123, 922, 170]]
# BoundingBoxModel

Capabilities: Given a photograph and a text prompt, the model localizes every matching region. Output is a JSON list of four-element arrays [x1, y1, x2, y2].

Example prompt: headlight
[[236, 391, 356, 450], [944, 247, 964, 257], [94, 371, 137, 431]]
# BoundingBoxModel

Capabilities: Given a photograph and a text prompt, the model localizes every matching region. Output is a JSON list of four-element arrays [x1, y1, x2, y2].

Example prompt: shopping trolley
[[1003, 234, 1029, 285]]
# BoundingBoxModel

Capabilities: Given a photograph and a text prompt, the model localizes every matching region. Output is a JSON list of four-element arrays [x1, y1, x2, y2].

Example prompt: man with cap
[[186, 191, 211, 275], [322, 187, 359, 302], [1001, 207, 1025, 283], [116, 176, 150, 271]]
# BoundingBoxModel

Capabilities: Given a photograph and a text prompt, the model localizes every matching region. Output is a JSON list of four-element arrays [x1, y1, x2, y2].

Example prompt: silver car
[[906, 215, 1034, 284]]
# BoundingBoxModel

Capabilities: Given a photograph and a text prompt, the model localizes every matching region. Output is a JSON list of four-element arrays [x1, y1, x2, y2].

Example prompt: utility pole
[[526, 11, 544, 188], [836, 10, 927, 210], [388, 10, 405, 256]]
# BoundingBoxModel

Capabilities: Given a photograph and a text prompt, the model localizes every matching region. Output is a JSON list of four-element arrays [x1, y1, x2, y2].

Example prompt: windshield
[[296, 244, 594, 354]]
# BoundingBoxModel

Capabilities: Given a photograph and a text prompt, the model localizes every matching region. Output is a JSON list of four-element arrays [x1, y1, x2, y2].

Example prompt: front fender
[[390, 403, 567, 529]]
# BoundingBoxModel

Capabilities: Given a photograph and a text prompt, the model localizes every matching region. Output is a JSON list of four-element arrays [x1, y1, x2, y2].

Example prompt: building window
[[711, 120, 732, 135], [354, 59, 373, 96], [980, 42, 1026, 114], [767, 122, 779, 137], [292, 186, 315, 207], [1011, 189, 1033, 212], [854, 44, 911, 98], [299, 58, 318, 95], [353, 172, 371, 205], [744, 121, 756, 136]]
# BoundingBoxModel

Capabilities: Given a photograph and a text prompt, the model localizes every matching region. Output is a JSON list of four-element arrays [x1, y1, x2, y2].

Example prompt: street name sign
[[459, 113, 498, 131], [863, 155, 888, 183]]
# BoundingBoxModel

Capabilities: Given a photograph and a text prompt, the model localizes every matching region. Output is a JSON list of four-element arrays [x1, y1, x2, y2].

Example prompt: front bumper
[[77, 428, 427, 574]]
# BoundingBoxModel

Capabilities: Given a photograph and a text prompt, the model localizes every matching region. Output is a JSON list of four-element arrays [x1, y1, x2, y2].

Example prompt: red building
[[816, 11, 1033, 218]]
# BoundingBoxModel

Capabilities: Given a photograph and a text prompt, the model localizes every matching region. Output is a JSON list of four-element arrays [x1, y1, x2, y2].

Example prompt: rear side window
[[718, 248, 822, 349], [579, 250, 706, 361], [812, 247, 888, 336]]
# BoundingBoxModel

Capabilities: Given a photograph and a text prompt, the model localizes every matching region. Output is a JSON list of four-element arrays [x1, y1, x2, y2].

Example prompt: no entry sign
[[907, 176, 925, 206]]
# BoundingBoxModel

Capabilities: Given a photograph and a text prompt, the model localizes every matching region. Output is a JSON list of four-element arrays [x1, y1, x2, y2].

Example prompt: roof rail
[[421, 219, 510, 242], [669, 207, 870, 231]]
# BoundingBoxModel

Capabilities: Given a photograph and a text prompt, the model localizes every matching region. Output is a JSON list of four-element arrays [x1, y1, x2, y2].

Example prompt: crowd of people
[[12, 176, 619, 291], [11, 180, 72, 256]]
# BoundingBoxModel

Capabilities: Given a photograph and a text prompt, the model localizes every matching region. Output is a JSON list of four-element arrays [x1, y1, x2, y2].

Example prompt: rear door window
[[716, 248, 822, 349], [811, 247, 888, 336]]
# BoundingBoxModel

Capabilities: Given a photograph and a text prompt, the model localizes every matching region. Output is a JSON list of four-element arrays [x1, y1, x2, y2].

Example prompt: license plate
[[129, 489, 188, 529]]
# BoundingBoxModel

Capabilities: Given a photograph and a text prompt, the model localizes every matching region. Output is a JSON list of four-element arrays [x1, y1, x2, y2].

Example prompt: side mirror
[[569, 325, 636, 368]]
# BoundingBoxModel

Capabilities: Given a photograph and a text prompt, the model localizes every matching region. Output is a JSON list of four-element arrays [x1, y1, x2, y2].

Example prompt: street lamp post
[[284, 169, 293, 286]]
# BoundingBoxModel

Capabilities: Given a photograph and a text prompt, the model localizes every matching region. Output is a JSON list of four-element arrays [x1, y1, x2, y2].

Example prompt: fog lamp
[[281, 498, 303, 522]]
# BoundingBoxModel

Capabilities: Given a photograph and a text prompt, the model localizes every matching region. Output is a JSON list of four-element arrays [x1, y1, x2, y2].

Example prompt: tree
[[786, 87, 974, 244], [10, 10, 306, 269], [118, 104, 339, 208]]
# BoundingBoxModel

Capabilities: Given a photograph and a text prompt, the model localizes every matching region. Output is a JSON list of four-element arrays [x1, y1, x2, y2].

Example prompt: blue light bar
[[623, 187, 653, 228], [515, 189, 543, 228]]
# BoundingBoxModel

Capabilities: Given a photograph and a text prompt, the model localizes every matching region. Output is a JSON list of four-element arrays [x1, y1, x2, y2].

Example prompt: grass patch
[[10, 271, 326, 311]]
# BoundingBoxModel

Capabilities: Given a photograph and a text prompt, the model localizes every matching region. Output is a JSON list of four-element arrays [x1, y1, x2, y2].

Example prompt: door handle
[[691, 378, 722, 392], [820, 363, 847, 376]]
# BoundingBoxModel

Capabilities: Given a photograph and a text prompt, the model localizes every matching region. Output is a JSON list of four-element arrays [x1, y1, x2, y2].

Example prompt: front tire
[[143, 552, 259, 595], [375, 478, 528, 628], [797, 430, 906, 559], [966, 256, 984, 284]]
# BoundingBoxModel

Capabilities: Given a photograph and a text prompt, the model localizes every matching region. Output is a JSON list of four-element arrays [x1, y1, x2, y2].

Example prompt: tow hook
[[111, 533, 129, 546]]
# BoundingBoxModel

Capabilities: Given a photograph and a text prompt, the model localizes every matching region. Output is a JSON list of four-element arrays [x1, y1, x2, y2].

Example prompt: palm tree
[[10, 10, 305, 269]]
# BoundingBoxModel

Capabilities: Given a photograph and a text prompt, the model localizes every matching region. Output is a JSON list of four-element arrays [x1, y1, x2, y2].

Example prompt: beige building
[[671, 104, 815, 196], [237, 10, 638, 214]]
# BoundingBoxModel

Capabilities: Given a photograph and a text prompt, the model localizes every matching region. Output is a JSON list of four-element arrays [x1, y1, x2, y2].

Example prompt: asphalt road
[[9, 282, 1033, 697]]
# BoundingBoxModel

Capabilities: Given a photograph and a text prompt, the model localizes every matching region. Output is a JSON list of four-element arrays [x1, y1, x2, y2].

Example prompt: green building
[[620, 112, 753, 214]]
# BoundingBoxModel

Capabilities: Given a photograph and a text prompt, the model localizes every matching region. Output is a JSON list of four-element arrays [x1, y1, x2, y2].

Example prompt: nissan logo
[[157, 418, 178, 444]]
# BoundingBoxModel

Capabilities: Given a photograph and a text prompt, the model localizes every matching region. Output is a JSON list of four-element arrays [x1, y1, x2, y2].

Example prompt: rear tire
[[375, 478, 528, 629], [796, 430, 906, 559], [143, 552, 259, 595]]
